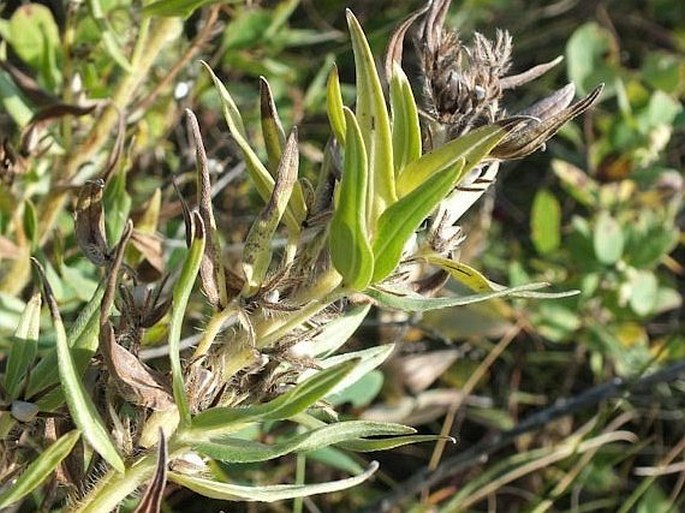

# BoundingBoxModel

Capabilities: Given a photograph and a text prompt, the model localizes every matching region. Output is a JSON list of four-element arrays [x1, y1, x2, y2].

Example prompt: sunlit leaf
[[372, 160, 465, 283], [593, 211, 624, 265], [169, 461, 379, 502], [330, 108, 374, 290], [346, 10, 396, 224], [389, 64, 421, 173], [326, 65, 347, 145]]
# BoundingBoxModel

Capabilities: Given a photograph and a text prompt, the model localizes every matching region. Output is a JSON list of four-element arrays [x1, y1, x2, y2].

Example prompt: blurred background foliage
[[0, 0, 683, 511]]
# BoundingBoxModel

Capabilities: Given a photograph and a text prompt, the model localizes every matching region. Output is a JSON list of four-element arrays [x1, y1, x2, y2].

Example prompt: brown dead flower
[[408, 0, 603, 155]]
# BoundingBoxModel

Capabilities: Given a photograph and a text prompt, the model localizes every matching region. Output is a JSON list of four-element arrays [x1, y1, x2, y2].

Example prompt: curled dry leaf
[[99, 221, 174, 411], [74, 179, 111, 266], [186, 109, 227, 309]]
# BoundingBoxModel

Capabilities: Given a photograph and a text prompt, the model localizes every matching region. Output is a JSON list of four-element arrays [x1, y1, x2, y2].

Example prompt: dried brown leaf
[[74, 179, 110, 266]]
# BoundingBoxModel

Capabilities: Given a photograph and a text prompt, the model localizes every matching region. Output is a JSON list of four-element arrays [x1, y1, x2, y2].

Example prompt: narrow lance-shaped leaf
[[168, 461, 379, 502], [346, 10, 396, 225], [329, 108, 374, 291], [186, 108, 227, 309], [4, 293, 40, 400], [390, 63, 421, 173], [397, 122, 513, 197], [31, 259, 125, 473], [194, 421, 414, 463], [241, 129, 299, 297], [202, 62, 305, 232], [367, 282, 579, 312], [326, 65, 347, 145], [169, 212, 206, 427], [0, 430, 81, 509], [371, 159, 465, 283]]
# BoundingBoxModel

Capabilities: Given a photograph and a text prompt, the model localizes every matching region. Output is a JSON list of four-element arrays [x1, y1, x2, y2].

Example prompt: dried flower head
[[409, 0, 603, 155]]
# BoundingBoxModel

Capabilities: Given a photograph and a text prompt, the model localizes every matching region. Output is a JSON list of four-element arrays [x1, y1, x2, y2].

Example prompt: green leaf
[[330, 108, 374, 290], [22, 199, 38, 251], [628, 270, 658, 316], [143, 0, 235, 18], [168, 461, 379, 502], [291, 304, 370, 358], [326, 65, 347, 144], [87, 0, 132, 72], [396, 124, 506, 197], [7, 5, 61, 89], [0, 70, 34, 127], [169, 213, 206, 427], [340, 434, 452, 452], [389, 64, 421, 173], [4, 294, 41, 400], [313, 345, 394, 398], [103, 165, 132, 247], [327, 370, 383, 407], [531, 189, 561, 255], [371, 160, 465, 283], [0, 430, 81, 509], [192, 360, 357, 434], [367, 282, 578, 312], [346, 10, 396, 225], [566, 22, 617, 95], [202, 62, 305, 232], [32, 260, 124, 473], [417, 254, 494, 292], [194, 421, 413, 463], [593, 211, 624, 265]]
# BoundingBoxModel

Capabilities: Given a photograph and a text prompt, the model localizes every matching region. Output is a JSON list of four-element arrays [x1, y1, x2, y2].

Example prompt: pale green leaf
[[389, 64, 421, 173], [396, 124, 507, 197], [191, 360, 357, 434], [366, 282, 579, 312], [593, 211, 624, 264], [417, 254, 493, 292], [202, 62, 305, 232], [0, 430, 81, 509], [168, 461, 379, 502], [170, 213, 205, 426], [531, 189, 561, 255], [194, 421, 413, 463], [346, 10, 396, 225], [330, 108, 374, 290], [326, 65, 347, 144], [87, 0, 132, 72], [291, 304, 370, 358]]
